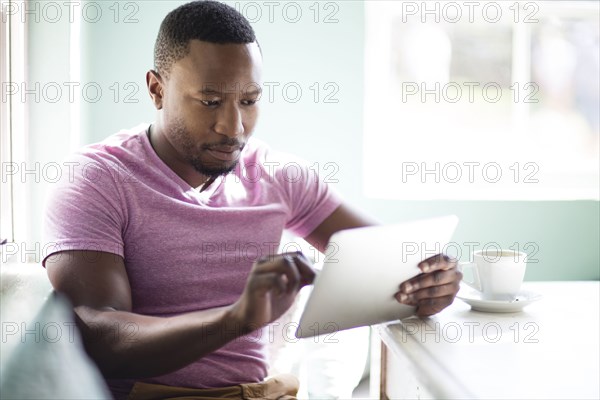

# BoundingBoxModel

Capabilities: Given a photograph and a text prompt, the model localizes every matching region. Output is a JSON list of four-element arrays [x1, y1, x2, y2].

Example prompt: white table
[[377, 281, 600, 399]]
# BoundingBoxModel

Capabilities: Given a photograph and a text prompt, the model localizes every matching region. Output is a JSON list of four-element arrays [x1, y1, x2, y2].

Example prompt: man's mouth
[[206, 147, 242, 162]]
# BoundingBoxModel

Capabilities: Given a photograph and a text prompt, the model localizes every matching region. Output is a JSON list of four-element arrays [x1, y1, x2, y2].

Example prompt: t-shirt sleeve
[[42, 154, 127, 266], [268, 151, 343, 239]]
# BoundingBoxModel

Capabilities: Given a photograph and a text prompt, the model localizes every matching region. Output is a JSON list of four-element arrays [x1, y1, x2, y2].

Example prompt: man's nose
[[214, 103, 244, 138]]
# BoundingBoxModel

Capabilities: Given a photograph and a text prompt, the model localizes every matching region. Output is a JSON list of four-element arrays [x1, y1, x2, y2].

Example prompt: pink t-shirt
[[42, 123, 342, 396]]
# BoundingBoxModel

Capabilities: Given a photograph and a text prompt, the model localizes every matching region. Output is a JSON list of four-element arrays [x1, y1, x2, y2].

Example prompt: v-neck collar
[[141, 124, 225, 200]]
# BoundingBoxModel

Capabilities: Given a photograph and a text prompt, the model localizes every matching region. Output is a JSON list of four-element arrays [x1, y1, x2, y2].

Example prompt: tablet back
[[295, 215, 459, 338]]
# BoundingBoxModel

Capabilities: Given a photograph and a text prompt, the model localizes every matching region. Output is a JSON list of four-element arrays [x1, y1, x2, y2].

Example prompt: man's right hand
[[227, 252, 316, 334]]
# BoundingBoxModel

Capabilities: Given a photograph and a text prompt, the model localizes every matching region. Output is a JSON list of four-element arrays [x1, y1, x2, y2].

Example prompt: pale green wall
[[26, 8, 71, 254], [32, 1, 599, 280]]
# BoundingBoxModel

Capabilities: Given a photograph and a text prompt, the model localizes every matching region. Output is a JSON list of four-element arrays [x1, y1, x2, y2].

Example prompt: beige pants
[[126, 374, 299, 400]]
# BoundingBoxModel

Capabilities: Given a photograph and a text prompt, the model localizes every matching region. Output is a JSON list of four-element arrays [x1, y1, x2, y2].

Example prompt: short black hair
[[154, 0, 256, 76]]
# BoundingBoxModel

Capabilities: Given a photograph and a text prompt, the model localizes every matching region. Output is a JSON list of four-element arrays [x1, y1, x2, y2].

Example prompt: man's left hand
[[395, 254, 462, 317]]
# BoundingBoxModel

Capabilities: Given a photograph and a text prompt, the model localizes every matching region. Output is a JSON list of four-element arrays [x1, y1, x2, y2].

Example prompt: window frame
[[1, 0, 28, 263]]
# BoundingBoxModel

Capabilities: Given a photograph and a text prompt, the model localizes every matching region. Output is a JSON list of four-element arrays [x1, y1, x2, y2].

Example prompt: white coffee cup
[[460, 249, 527, 301]]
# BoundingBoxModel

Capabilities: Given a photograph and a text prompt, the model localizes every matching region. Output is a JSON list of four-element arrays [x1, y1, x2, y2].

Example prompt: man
[[43, 1, 461, 399]]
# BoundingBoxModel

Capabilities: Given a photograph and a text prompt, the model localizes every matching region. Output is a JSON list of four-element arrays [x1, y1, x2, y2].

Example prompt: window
[[364, 1, 599, 200], [1, 0, 82, 264], [1, 2, 14, 246], [1, 0, 28, 262]]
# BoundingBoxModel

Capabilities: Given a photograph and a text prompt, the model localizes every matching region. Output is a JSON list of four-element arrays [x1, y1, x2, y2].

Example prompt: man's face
[[157, 40, 262, 178]]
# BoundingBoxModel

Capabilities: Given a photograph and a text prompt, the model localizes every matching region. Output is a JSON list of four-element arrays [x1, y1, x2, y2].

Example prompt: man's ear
[[146, 70, 164, 110]]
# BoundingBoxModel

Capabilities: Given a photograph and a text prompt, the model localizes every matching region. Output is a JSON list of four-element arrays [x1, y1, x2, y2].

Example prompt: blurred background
[[1, 1, 599, 397], [2, 0, 598, 279]]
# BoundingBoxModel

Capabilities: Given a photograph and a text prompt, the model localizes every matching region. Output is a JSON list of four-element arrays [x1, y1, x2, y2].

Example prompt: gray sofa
[[0, 263, 111, 399]]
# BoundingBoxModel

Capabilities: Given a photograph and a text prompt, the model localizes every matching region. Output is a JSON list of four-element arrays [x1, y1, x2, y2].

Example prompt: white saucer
[[457, 288, 543, 313]]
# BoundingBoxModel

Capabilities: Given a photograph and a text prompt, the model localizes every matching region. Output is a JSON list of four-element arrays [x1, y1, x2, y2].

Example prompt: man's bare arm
[[304, 203, 376, 253], [46, 250, 313, 379]]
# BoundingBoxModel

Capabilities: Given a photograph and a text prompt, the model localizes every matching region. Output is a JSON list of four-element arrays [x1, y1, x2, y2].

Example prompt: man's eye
[[241, 99, 258, 106], [200, 100, 220, 106]]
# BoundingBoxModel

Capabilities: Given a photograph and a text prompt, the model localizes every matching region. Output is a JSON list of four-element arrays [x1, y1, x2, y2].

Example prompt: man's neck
[[147, 123, 211, 189]]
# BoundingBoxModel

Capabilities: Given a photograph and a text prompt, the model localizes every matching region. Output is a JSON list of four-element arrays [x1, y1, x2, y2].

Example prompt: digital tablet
[[295, 215, 459, 338]]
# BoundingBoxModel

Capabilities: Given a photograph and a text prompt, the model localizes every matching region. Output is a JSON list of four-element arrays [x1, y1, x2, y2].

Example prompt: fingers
[[247, 272, 288, 296], [395, 253, 462, 317], [399, 267, 462, 296], [395, 281, 459, 304], [289, 252, 317, 286], [253, 254, 300, 295], [418, 253, 457, 273], [415, 295, 456, 317], [252, 252, 315, 295]]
